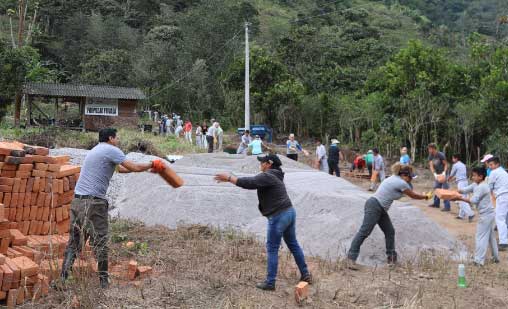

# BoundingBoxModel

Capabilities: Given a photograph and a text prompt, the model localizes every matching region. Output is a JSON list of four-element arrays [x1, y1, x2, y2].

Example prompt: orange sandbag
[[371, 170, 379, 182], [435, 189, 461, 200], [152, 160, 184, 188]]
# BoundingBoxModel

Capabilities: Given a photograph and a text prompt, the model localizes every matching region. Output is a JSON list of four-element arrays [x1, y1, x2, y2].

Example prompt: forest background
[[1, 0, 508, 163]]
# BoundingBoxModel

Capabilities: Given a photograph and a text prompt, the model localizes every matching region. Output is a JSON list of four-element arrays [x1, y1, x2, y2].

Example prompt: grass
[[0, 125, 203, 156], [32, 218, 508, 308]]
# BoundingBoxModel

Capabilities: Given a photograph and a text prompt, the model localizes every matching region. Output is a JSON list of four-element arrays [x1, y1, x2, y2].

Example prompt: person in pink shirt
[[184, 120, 193, 143]]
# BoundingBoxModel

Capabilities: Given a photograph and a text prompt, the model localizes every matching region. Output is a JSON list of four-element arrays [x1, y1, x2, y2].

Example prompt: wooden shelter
[[22, 82, 146, 131]]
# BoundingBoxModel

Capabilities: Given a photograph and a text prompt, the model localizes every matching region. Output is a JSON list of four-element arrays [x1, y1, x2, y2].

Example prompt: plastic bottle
[[458, 264, 467, 288]]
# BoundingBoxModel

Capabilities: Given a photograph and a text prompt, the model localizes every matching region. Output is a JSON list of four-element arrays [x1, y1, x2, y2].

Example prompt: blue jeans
[[434, 181, 451, 210], [266, 207, 308, 285]]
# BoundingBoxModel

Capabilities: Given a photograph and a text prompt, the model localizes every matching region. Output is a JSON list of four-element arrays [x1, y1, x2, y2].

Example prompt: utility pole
[[14, 0, 26, 127], [244, 22, 250, 131]]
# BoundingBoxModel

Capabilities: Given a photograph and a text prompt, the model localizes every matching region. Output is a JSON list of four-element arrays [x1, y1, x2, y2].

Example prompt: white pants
[[475, 212, 498, 264], [495, 194, 508, 245], [457, 180, 474, 218], [196, 135, 202, 147], [202, 135, 208, 149], [185, 131, 192, 143], [319, 158, 328, 172]]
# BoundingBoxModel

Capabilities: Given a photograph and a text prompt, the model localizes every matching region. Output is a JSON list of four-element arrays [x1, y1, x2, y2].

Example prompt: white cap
[[481, 154, 493, 163], [331, 139, 339, 144]]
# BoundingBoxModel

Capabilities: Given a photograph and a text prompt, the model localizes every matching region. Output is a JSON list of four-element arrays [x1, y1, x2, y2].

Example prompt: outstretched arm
[[120, 160, 153, 173], [403, 189, 430, 200]]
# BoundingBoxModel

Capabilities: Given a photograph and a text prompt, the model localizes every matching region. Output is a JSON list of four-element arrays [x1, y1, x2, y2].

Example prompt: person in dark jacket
[[214, 154, 311, 291], [328, 139, 343, 177]]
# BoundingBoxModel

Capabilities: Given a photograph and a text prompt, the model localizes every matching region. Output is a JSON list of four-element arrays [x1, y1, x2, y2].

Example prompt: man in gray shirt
[[206, 122, 218, 153], [369, 148, 385, 191], [427, 143, 450, 211], [487, 156, 508, 250], [456, 167, 498, 265], [348, 163, 429, 266], [449, 154, 474, 221], [60, 128, 156, 289]]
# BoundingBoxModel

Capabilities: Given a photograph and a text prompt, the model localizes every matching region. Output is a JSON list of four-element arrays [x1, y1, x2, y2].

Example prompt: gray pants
[[62, 197, 109, 279], [348, 197, 396, 261], [457, 180, 474, 218], [474, 212, 499, 265]]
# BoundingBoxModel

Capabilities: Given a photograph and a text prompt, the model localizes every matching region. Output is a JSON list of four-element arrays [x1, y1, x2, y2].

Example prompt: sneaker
[[299, 273, 313, 285], [345, 258, 361, 270], [491, 258, 500, 264], [428, 204, 438, 208], [387, 255, 398, 265], [472, 261, 483, 267], [468, 215, 475, 223], [455, 216, 463, 220], [440, 208, 450, 212], [256, 282, 275, 291], [100, 277, 109, 289], [498, 244, 508, 251]]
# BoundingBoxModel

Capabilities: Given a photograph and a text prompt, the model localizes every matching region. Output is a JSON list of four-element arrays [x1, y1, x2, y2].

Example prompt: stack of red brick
[[0, 141, 80, 236]]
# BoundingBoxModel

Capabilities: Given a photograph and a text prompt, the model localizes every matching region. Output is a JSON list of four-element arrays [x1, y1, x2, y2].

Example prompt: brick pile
[[0, 141, 152, 307]]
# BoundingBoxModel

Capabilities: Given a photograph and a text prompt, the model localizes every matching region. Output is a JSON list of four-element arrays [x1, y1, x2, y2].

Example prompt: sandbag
[[435, 189, 461, 200]]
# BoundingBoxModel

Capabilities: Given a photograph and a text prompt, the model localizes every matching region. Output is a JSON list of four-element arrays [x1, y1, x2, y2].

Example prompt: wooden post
[[26, 95, 33, 127], [81, 97, 86, 132], [54, 98, 58, 126]]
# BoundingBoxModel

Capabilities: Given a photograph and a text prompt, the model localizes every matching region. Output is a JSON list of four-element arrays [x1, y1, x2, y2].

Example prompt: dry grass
[[20, 219, 508, 308]]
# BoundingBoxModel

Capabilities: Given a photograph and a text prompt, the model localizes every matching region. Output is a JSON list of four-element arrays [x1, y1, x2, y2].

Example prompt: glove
[[425, 191, 433, 200], [151, 159, 166, 173]]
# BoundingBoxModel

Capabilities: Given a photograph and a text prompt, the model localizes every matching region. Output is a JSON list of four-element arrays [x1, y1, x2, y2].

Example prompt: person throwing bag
[[214, 154, 311, 290], [347, 163, 430, 266]]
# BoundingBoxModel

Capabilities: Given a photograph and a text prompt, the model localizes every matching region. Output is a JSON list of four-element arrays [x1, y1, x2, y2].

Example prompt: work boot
[[387, 255, 397, 265], [345, 258, 361, 270], [299, 273, 313, 285], [498, 244, 508, 251], [256, 282, 275, 291], [455, 216, 463, 220], [468, 215, 475, 223], [440, 208, 450, 212], [98, 260, 109, 289]]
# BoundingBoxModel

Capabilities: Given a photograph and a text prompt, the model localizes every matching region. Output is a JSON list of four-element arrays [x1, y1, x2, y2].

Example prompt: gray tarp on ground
[[51, 149, 463, 265]]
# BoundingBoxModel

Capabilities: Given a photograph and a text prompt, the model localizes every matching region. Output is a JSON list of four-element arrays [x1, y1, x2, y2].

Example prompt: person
[[167, 116, 174, 135], [481, 154, 493, 177], [184, 120, 193, 143], [348, 163, 430, 266], [201, 122, 209, 149], [206, 122, 218, 153], [315, 138, 328, 172], [286, 133, 307, 161], [217, 124, 224, 152], [174, 122, 183, 138], [237, 130, 252, 154], [454, 167, 499, 265], [249, 135, 264, 155], [486, 156, 508, 251], [428, 143, 451, 211], [449, 154, 474, 221], [364, 150, 374, 177], [214, 154, 312, 290], [369, 148, 385, 191], [195, 125, 203, 148], [399, 147, 411, 165], [60, 128, 158, 288], [327, 139, 342, 177], [351, 153, 366, 173]]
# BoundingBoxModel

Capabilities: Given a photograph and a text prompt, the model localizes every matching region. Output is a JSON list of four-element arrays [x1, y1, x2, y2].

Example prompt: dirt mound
[[107, 152, 463, 265]]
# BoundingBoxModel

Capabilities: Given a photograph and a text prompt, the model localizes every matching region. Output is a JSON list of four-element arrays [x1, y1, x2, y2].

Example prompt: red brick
[[30, 192, 38, 206], [10, 194, 18, 209], [9, 230, 27, 246], [25, 177, 34, 193], [128, 260, 138, 280], [0, 178, 14, 186], [15, 171, 31, 179], [0, 185, 12, 193], [20, 179, 28, 193], [12, 179, 20, 193], [34, 163, 48, 171], [17, 164, 33, 172], [31, 169, 46, 178], [32, 177, 40, 193], [0, 171, 16, 178], [23, 193, 31, 208], [295, 281, 309, 304], [6, 289, 16, 307], [3, 193, 11, 208], [4, 259, 20, 289], [38, 177, 46, 193], [2, 265, 13, 292], [11, 256, 38, 278], [1, 164, 17, 171], [137, 266, 152, 278]]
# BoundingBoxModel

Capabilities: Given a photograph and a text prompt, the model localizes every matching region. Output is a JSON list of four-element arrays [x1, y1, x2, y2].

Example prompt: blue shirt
[[249, 140, 263, 155], [450, 161, 467, 183], [399, 154, 410, 165], [75, 143, 126, 198]]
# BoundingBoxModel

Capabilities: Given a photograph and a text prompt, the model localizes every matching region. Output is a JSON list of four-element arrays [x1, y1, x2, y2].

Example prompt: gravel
[[53, 149, 464, 265]]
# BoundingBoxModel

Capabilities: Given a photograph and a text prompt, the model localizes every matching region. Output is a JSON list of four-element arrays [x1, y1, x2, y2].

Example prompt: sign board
[[85, 98, 118, 116]]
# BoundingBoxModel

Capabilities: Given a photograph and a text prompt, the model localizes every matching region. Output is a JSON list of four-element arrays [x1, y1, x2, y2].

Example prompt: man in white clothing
[[449, 154, 474, 222], [487, 156, 508, 251]]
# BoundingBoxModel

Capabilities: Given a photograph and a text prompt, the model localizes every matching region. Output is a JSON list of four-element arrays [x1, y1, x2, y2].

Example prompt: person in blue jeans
[[427, 143, 451, 211], [214, 154, 311, 291]]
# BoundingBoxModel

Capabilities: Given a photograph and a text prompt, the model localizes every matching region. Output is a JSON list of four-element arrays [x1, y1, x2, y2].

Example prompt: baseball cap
[[398, 165, 417, 178], [481, 154, 493, 163], [257, 154, 282, 167], [331, 139, 339, 144]]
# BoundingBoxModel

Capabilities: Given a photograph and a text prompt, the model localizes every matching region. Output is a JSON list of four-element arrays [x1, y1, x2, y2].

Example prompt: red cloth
[[184, 122, 192, 132], [354, 157, 366, 169]]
